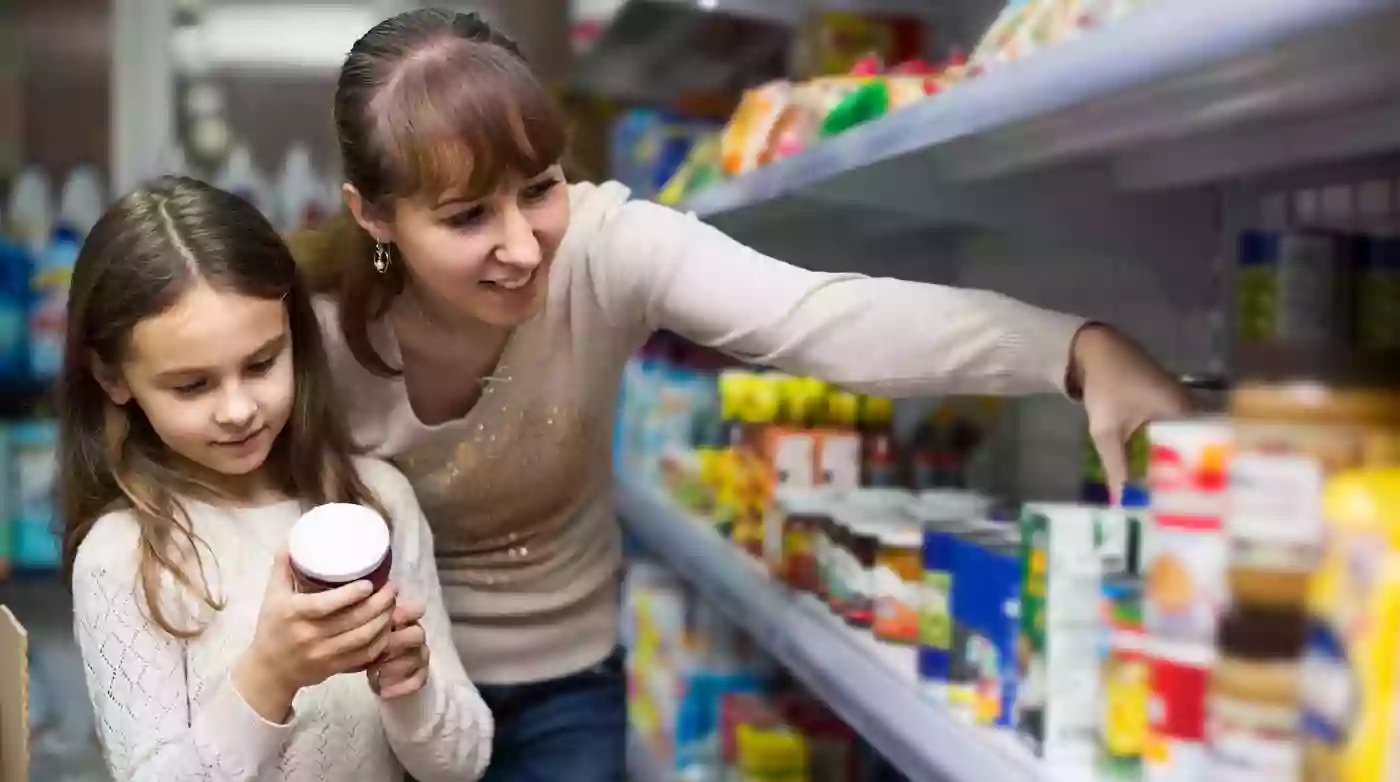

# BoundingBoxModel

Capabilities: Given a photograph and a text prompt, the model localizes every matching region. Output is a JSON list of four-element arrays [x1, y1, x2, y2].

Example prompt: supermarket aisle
[[1, 578, 109, 781]]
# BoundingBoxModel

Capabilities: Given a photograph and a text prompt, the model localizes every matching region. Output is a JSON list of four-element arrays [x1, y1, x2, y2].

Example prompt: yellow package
[[735, 723, 808, 782], [713, 371, 755, 533], [1303, 467, 1400, 782]]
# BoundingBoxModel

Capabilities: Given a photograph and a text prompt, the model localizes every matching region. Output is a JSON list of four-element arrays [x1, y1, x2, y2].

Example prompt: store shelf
[[683, 0, 1400, 227], [615, 475, 1047, 782]]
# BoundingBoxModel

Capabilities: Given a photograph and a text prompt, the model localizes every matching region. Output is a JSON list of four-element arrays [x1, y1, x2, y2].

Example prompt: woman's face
[[358, 164, 570, 326]]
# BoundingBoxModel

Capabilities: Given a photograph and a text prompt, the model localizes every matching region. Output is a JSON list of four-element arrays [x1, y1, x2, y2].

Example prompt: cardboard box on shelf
[[0, 605, 26, 782]]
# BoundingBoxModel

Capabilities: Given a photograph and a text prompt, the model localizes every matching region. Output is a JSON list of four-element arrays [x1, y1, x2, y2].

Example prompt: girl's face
[[350, 164, 570, 326], [100, 282, 295, 493]]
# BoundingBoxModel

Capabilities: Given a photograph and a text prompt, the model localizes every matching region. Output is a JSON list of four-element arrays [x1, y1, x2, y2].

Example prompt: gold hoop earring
[[373, 242, 391, 274]]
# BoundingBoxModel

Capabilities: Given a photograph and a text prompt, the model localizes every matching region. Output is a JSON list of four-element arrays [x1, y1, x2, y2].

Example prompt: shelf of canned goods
[[615, 474, 1048, 782]]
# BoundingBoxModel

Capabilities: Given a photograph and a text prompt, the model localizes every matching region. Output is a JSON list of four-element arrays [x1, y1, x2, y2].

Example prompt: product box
[[1018, 503, 1130, 772], [11, 420, 59, 569], [946, 524, 1018, 722], [0, 606, 27, 782]]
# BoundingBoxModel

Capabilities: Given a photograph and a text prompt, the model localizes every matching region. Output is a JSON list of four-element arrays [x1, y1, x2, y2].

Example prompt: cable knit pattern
[[71, 457, 493, 782]]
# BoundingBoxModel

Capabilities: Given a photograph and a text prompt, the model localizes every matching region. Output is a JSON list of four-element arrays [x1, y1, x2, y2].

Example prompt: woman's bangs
[[378, 44, 567, 202]]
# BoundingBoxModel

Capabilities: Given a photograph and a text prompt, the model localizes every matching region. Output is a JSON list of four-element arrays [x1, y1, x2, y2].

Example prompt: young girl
[[62, 175, 492, 781]]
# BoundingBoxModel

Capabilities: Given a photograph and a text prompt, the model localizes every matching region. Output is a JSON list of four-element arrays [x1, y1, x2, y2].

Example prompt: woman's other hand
[[1070, 324, 1195, 500]]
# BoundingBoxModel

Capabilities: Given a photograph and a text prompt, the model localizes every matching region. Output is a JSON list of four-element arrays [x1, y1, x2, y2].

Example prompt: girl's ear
[[90, 354, 132, 405], [343, 183, 394, 244]]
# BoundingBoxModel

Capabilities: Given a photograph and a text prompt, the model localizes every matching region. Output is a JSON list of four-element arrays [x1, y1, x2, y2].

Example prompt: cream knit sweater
[[71, 458, 492, 781]]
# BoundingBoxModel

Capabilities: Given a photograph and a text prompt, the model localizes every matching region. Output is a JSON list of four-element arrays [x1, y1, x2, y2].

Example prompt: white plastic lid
[[876, 522, 924, 549], [776, 487, 831, 516], [288, 503, 390, 583], [912, 491, 989, 526], [842, 488, 913, 512]]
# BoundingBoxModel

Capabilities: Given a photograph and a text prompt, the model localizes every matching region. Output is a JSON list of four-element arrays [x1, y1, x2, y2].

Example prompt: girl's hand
[[1070, 324, 1195, 500], [369, 601, 430, 700], [233, 550, 398, 721]]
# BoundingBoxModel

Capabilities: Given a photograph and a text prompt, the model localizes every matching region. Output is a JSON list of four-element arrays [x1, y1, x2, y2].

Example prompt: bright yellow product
[[1303, 467, 1400, 782], [714, 371, 756, 533], [657, 133, 721, 206], [826, 389, 861, 428], [1102, 655, 1150, 757], [735, 375, 783, 553], [735, 723, 809, 782]]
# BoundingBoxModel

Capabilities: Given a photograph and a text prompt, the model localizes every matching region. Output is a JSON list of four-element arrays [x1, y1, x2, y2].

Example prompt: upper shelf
[[682, 0, 1400, 230], [568, 0, 949, 103]]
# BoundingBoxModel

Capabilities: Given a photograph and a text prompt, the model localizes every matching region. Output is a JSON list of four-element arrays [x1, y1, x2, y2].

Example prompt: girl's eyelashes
[[245, 346, 283, 376], [166, 348, 282, 397], [171, 378, 209, 397]]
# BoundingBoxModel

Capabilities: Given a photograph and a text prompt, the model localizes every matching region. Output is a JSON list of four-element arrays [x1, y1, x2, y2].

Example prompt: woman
[[294, 8, 1190, 780]]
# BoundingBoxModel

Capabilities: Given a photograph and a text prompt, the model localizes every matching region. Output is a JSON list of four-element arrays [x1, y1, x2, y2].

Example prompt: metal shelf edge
[[616, 475, 1047, 782], [680, 0, 1400, 218]]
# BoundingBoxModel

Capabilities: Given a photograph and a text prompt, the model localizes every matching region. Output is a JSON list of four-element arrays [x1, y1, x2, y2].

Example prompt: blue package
[[917, 522, 975, 692], [12, 419, 59, 568], [29, 225, 80, 379], [948, 528, 999, 717], [0, 238, 31, 381], [976, 538, 1022, 728]]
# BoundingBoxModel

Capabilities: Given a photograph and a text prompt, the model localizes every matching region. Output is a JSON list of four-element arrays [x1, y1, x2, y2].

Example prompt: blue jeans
[[476, 647, 628, 782]]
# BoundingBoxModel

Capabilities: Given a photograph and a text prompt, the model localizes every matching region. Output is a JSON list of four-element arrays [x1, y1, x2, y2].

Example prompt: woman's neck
[[396, 281, 507, 343]]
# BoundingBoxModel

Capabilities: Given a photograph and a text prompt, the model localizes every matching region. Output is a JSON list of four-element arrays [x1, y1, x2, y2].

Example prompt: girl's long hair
[[60, 175, 388, 638]]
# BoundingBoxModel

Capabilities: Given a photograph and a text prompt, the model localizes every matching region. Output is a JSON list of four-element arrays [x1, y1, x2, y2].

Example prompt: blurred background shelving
[[5, 0, 1400, 780]]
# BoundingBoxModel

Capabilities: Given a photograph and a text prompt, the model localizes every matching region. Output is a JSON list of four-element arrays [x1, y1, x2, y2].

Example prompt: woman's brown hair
[[60, 175, 389, 638], [291, 8, 568, 377]]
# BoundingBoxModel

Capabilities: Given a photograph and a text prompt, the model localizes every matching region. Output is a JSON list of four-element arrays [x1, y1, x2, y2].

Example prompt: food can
[[872, 520, 923, 646], [1228, 381, 1400, 611], [1144, 650, 1211, 782], [1234, 229, 1353, 350], [947, 525, 1012, 720], [1145, 418, 1230, 649], [1099, 574, 1147, 782]]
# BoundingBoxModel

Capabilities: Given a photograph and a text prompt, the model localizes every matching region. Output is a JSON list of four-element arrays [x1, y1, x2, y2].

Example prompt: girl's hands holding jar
[[232, 549, 398, 721], [369, 600, 431, 700]]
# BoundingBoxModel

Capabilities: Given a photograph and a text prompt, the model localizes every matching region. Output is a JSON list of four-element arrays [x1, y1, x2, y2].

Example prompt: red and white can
[[1142, 418, 1229, 782], [1144, 646, 1212, 782], [1145, 418, 1230, 649]]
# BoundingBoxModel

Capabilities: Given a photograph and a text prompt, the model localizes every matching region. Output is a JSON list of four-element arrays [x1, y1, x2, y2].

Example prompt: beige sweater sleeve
[[358, 458, 494, 782], [579, 188, 1087, 398]]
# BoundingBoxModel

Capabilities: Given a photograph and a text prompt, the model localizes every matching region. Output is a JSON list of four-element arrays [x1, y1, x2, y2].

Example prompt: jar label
[[1207, 693, 1302, 782], [1207, 732, 1301, 782], [1228, 453, 1324, 548], [1145, 521, 1227, 649], [873, 565, 919, 642]]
